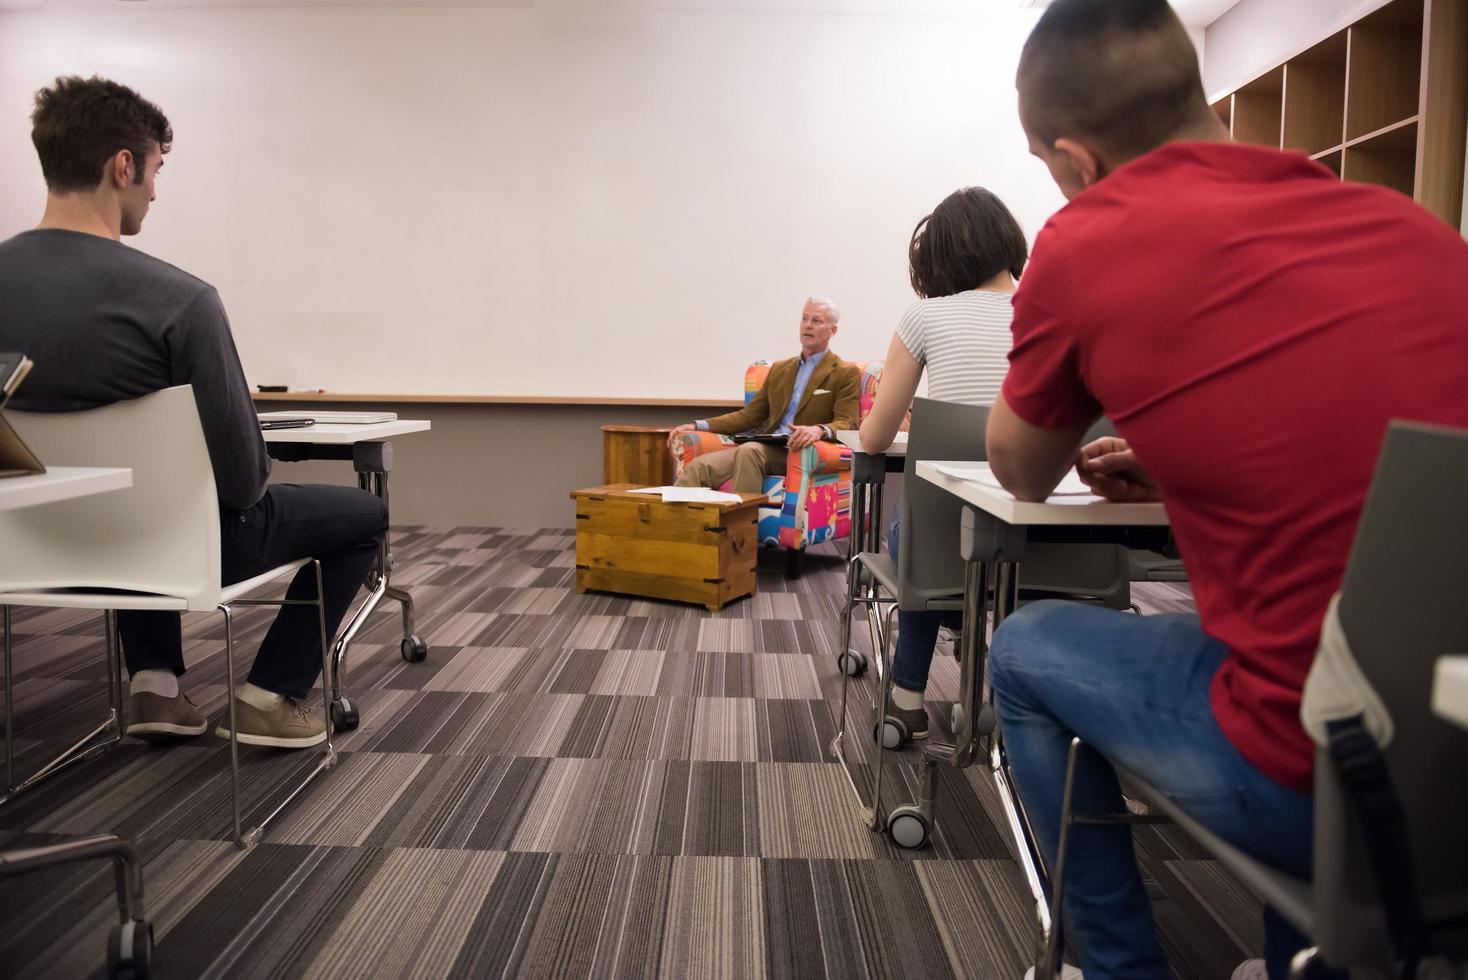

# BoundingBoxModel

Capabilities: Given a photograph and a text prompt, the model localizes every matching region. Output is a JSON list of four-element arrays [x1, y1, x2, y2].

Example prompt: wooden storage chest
[[570, 484, 764, 611]]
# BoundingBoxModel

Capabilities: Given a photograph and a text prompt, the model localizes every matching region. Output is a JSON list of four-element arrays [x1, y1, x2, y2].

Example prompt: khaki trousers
[[676, 441, 787, 495]]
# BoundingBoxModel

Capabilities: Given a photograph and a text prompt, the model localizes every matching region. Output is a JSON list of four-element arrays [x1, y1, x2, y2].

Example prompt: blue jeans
[[886, 520, 962, 693], [989, 600, 1327, 980]]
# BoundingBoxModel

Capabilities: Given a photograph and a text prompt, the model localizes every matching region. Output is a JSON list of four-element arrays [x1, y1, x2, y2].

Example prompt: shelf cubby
[[1211, 96, 1233, 133], [1345, 0, 1424, 141], [1283, 32, 1347, 155], [1312, 147, 1344, 177], [1232, 66, 1284, 147], [1209, 0, 1465, 228], [1418, 0, 1468, 226], [1343, 119, 1419, 197]]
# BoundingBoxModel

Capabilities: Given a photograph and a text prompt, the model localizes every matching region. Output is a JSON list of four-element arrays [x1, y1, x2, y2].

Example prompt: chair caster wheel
[[400, 634, 429, 663], [950, 703, 967, 736], [874, 716, 909, 750], [108, 919, 153, 979], [330, 697, 360, 732], [837, 650, 867, 677], [886, 806, 932, 850]]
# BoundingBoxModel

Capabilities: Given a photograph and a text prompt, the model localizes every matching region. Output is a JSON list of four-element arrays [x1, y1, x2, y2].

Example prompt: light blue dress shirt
[[698, 350, 826, 435]]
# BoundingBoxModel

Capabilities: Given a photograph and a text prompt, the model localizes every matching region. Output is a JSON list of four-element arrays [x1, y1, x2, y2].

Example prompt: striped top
[[895, 289, 1014, 406]]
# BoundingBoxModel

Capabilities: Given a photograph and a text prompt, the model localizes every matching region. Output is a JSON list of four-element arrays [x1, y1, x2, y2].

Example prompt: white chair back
[[0, 385, 224, 610]]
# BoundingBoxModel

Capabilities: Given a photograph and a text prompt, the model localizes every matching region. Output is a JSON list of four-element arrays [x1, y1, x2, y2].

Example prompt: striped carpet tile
[[0, 526, 1257, 978]]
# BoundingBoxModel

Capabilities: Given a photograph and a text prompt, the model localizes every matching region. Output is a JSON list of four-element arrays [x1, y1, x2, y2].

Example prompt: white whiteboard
[[0, 4, 1064, 400]]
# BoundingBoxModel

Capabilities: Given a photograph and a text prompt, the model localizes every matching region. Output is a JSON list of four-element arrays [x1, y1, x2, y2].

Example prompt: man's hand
[[667, 423, 697, 453], [786, 424, 825, 450], [1074, 437, 1161, 502]]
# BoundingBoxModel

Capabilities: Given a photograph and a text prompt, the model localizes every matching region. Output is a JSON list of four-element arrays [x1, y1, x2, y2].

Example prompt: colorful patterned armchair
[[672, 359, 884, 575]]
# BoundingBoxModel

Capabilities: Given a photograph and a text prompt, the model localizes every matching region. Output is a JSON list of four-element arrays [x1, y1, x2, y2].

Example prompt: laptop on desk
[[0, 352, 43, 479], [257, 410, 398, 426], [0, 414, 44, 479]]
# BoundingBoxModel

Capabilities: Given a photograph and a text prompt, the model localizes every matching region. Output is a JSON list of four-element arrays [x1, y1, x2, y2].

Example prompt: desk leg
[[985, 560, 1054, 936], [327, 467, 428, 732], [869, 479, 884, 556], [369, 469, 426, 662], [836, 480, 868, 677], [845, 477, 866, 564]]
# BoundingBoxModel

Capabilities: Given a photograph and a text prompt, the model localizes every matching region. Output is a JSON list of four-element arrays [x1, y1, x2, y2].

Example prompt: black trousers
[[118, 483, 389, 700]]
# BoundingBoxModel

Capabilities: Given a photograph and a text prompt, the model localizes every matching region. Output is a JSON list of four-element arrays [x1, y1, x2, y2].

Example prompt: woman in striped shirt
[[858, 186, 1028, 740]]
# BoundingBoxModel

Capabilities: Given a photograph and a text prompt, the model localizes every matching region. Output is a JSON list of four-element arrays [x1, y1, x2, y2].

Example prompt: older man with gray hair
[[668, 296, 861, 494]]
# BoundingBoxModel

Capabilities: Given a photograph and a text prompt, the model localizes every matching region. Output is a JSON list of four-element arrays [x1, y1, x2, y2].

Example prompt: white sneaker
[[1229, 960, 1267, 980], [1023, 966, 1084, 980]]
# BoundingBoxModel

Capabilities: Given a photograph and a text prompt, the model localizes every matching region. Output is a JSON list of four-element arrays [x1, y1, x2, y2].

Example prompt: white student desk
[[909, 460, 1169, 938], [0, 467, 132, 512], [263, 419, 431, 731]]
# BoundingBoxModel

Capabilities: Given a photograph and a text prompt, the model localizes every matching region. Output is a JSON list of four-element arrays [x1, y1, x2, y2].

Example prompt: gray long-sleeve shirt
[[0, 229, 270, 509]]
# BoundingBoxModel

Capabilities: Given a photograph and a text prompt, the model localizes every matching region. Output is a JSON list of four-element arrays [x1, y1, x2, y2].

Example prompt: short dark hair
[[30, 76, 172, 192], [1017, 0, 1210, 162], [908, 187, 1028, 299]]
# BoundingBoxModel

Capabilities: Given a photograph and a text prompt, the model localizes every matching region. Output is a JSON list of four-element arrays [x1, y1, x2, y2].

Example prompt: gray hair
[[806, 296, 841, 323]]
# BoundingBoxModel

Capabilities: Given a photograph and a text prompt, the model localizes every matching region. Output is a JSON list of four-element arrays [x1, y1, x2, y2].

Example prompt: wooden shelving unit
[[1284, 32, 1346, 155], [1345, 118, 1420, 195], [1347, 0, 1424, 140], [1209, 0, 1468, 228], [1312, 147, 1345, 176], [1232, 66, 1284, 147], [1211, 96, 1232, 132]]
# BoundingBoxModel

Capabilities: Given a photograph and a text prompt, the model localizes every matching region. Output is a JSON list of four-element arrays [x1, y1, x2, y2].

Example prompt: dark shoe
[[126, 691, 208, 740], [888, 703, 930, 740], [214, 697, 327, 749]]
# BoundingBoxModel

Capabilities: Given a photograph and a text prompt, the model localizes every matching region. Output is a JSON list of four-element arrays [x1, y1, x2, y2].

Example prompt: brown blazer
[[704, 351, 861, 437]]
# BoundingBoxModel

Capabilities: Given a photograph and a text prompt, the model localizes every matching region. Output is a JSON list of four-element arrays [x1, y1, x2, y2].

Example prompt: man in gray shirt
[[0, 76, 387, 749]]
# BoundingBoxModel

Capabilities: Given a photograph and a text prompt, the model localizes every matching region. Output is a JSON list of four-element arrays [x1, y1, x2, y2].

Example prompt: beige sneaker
[[214, 697, 327, 749], [1023, 967, 1083, 980], [126, 691, 208, 740]]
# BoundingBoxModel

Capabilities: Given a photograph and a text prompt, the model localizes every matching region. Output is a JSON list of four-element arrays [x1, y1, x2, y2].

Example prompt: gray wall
[[266, 400, 908, 532], [266, 402, 711, 529]]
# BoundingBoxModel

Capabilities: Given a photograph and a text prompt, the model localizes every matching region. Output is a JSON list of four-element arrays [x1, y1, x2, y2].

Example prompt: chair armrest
[[788, 440, 851, 479], [673, 431, 735, 469]]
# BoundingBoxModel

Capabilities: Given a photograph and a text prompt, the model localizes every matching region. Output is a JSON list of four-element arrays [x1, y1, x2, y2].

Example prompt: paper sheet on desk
[[627, 486, 745, 504], [932, 465, 1095, 497]]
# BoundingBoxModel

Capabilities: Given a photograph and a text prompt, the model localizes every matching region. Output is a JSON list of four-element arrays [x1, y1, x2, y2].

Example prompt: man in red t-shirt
[[983, 2, 1468, 978]]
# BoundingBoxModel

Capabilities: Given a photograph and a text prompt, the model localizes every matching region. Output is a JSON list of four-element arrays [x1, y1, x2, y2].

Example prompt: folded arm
[[985, 394, 1094, 502], [859, 333, 919, 454], [667, 379, 773, 453], [703, 381, 771, 436]]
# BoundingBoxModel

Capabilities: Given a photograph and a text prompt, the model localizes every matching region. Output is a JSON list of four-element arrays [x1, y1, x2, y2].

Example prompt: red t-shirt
[[1003, 141, 1468, 791]]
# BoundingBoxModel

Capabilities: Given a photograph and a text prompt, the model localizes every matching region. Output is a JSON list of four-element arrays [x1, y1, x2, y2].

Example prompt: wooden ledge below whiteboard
[[251, 392, 744, 408]]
